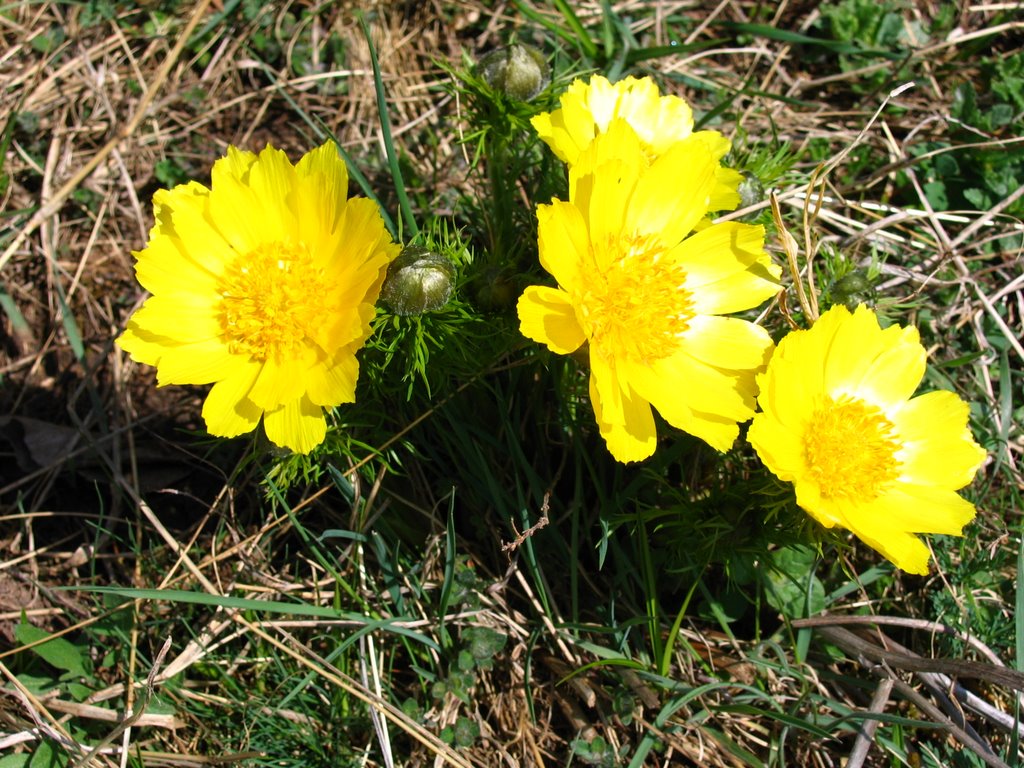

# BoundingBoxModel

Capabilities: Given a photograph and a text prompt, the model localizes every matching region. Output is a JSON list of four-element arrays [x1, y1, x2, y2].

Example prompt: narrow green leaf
[[358, 13, 417, 239], [0, 283, 30, 336], [67, 586, 438, 650], [551, 0, 599, 59], [718, 20, 904, 59]]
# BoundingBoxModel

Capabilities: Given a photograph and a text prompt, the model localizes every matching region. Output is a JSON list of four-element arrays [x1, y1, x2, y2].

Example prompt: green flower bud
[[477, 44, 550, 102], [737, 171, 765, 221], [473, 265, 517, 312], [831, 269, 877, 310], [381, 246, 456, 315]]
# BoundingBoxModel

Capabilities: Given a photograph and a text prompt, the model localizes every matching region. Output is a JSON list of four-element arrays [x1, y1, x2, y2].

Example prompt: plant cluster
[[1, 1, 1021, 767]]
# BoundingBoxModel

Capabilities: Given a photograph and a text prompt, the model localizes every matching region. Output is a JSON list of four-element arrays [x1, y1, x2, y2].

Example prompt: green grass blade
[[358, 13, 417, 239], [717, 21, 905, 59], [1016, 528, 1023, 675], [0, 282, 30, 340], [71, 586, 439, 650], [436, 492, 457, 649], [513, 0, 598, 59], [552, 0, 599, 59]]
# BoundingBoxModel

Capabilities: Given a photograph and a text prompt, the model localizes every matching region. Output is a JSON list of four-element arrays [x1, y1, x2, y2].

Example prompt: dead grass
[[2, 1, 1023, 766]]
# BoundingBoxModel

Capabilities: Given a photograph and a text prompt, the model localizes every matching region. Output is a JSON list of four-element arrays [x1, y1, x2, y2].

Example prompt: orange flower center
[[576, 233, 693, 362], [217, 241, 330, 362], [804, 396, 902, 500]]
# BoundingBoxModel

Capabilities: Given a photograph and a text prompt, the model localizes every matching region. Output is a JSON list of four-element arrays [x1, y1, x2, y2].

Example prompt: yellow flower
[[530, 74, 742, 211], [517, 121, 779, 462], [117, 143, 399, 454], [748, 305, 987, 574]]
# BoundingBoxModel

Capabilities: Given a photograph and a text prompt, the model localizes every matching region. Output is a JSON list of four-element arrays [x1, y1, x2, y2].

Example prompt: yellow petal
[[213, 145, 258, 181], [263, 396, 327, 454], [202, 364, 263, 438], [748, 410, 807, 482], [674, 222, 779, 315], [530, 111, 558, 155], [680, 315, 774, 372], [536, 200, 588, 293], [879, 484, 977, 535], [836, 486, 976, 574], [517, 286, 586, 354], [586, 75, 635, 129], [329, 197, 394, 275], [116, 325, 166, 367], [540, 77, 601, 164], [792, 483, 845, 529], [691, 130, 732, 161], [538, 75, 700, 164], [710, 167, 743, 212], [572, 117, 644, 175], [247, 357, 307, 411], [247, 144, 299, 240], [207, 148, 290, 254], [152, 341, 240, 386], [895, 390, 987, 488], [851, 523, 932, 575], [631, 351, 754, 425], [625, 137, 716, 245], [124, 294, 222, 344], [306, 351, 359, 406], [629, 85, 696, 154], [687, 411, 742, 452], [132, 234, 221, 297], [623, 355, 749, 453], [294, 142, 350, 237], [572, 127, 644, 256], [823, 305, 924, 404], [590, 354, 657, 462], [754, 354, 818, 433]]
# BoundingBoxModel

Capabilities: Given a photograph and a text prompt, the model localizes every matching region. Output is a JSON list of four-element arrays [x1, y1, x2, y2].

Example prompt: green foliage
[[814, 244, 882, 312], [866, 49, 1024, 222], [29, 24, 65, 54], [427, 594, 507, 746], [15, 621, 89, 679], [78, 0, 118, 27], [8, 600, 157, 765], [986, 51, 1024, 113], [365, 219, 495, 399], [440, 716, 480, 748], [571, 734, 626, 767], [761, 546, 825, 619], [815, 0, 924, 93], [154, 157, 192, 189], [438, 48, 564, 270]]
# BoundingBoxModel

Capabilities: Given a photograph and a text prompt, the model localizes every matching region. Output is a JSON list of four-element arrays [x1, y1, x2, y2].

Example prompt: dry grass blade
[[0, 0, 215, 275]]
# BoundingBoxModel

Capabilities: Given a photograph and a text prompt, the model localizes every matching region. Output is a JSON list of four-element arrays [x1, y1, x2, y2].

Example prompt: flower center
[[804, 395, 902, 501], [217, 241, 330, 362], [576, 233, 693, 363]]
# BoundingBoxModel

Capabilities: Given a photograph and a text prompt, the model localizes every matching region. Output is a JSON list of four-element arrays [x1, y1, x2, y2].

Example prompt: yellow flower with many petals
[[518, 121, 779, 462], [747, 304, 987, 574], [531, 74, 742, 211], [117, 142, 399, 454]]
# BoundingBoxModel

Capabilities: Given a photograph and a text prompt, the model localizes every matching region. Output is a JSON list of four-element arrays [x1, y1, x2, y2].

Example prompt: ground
[[1, 2, 1023, 767]]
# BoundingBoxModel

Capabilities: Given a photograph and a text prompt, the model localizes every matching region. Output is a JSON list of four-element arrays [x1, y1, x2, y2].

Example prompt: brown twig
[[502, 492, 551, 553]]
